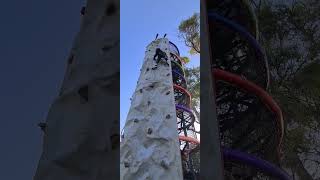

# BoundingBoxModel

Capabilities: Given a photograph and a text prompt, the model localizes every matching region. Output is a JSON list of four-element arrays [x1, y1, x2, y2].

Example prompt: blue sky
[[0, 0, 198, 178], [0, 1, 86, 179], [120, 0, 200, 131]]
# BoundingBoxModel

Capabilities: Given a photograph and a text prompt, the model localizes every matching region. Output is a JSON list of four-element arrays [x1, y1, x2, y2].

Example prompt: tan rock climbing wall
[[34, 0, 120, 179], [120, 38, 183, 180]]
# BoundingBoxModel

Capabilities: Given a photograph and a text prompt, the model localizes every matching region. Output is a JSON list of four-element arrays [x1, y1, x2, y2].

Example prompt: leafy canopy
[[178, 13, 200, 54]]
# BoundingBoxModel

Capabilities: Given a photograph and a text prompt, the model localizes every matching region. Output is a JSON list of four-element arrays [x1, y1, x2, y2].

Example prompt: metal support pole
[[200, 0, 224, 179]]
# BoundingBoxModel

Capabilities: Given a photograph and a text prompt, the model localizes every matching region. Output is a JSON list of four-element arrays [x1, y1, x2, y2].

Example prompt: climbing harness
[[152, 48, 169, 70]]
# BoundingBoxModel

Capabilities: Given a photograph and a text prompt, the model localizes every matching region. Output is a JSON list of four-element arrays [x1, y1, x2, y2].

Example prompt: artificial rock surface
[[34, 0, 119, 179], [120, 38, 183, 180]]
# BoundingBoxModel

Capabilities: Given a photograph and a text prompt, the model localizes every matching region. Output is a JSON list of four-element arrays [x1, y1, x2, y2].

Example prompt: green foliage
[[257, 0, 320, 177], [177, 12, 200, 121], [180, 56, 190, 64], [286, 127, 309, 152], [185, 67, 200, 122], [294, 63, 320, 90], [258, 2, 279, 41], [178, 13, 200, 54], [185, 67, 200, 105]]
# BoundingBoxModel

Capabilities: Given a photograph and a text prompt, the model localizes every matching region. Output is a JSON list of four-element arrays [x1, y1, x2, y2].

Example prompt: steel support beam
[[200, 0, 224, 179]]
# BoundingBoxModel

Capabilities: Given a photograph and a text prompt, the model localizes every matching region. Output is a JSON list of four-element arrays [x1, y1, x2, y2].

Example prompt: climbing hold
[[160, 160, 169, 169], [78, 85, 89, 102], [139, 89, 143, 93], [133, 119, 139, 123], [166, 114, 171, 119], [110, 134, 120, 150], [147, 128, 153, 134], [166, 73, 170, 76], [38, 122, 47, 132], [166, 91, 170, 95], [149, 85, 154, 88], [102, 44, 113, 52], [146, 68, 149, 71], [80, 6, 86, 15], [124, 162, 130, 168], [147, 101, 151, 105], [105, 3, 116, 16], [67, 54, 74, 64]]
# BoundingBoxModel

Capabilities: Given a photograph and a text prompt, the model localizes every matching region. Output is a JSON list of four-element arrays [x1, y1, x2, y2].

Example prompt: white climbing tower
[[34, 0, 120, 179], [120, 38, 183, 180]]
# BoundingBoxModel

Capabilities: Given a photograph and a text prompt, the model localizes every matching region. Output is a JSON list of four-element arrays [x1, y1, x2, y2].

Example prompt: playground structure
[[121, 38, 198, 180], [120, 38, 200, 179], [206, 0, 291, 179], [170, 42, 200, 179], [121, 0, 294, 178]]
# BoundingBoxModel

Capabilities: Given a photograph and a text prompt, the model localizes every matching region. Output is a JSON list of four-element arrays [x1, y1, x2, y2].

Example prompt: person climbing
[[152, 48, 169, 70]]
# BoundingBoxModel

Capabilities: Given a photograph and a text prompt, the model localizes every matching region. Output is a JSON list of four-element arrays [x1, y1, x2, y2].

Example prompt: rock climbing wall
[[120, 38, 183, 180], [34, 0, 120, 179]]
